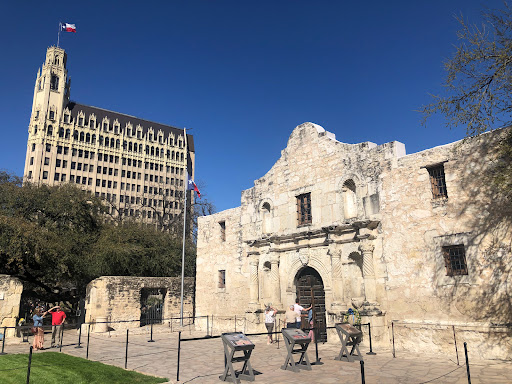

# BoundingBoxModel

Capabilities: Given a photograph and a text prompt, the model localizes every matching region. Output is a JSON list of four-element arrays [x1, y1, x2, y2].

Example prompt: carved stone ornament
[[297, 248, 309, 266], [359, 242, 375, 255]]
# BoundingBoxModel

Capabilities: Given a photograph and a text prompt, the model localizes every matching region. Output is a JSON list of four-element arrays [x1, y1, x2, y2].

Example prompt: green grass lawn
[[0, 352, 168, 384]]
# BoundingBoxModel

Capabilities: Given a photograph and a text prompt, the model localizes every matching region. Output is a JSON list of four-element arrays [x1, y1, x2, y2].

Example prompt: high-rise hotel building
[[23, 47, 195, 227]]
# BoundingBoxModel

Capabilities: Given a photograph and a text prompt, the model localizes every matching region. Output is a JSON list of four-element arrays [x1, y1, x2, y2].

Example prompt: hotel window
[[54, 173, 60, 181], [43, 171, 48, 179], [443, 245, 468, 276], [427, 164, 448, 199], [297, 193, 312, 226], [61, 174, 66, 182], [50, 75, 59, 90], [46, 143, 51, 152], [30, 157, 34, 165], [44, 157, 50, 166], [55, 159, 61, 167], [219, 221, 226, 242], [32, 143, 36, 152], [49, 111, 55, 120], [78, 117, 84, 126], [218, 270, 226, 289], [28, 171, 32, 179]]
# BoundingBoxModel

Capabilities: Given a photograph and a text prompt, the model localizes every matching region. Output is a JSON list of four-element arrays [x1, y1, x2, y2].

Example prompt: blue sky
[[0, 1, 502, 212]]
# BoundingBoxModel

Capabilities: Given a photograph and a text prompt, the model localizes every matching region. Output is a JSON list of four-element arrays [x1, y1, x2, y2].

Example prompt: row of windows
[[59, 112, 185, 147]]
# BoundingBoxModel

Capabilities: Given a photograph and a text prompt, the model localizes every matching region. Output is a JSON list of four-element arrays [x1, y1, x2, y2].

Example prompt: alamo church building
[[23, 47, 194, 226], [196, 122, 511, 359]]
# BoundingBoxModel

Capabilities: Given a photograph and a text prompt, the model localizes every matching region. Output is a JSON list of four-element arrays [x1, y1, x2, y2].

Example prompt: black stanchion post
[[360, 360, 366, 384], [76, 323, 83, 349], [148, 319, 154, 342], [177, 331, 182, 382], [367, 322, 376, 355], [235, 315, 237, 332], [0, 326, 6, 355], [26, 346, 33, 384], [391, 321, 396, 358], [453, 325, 459, 365], [86, 324, 91, 360], [125, 329, 129, 369], [464, 342, 471, 384], [314, 326, 320, 364], [206, 315, 210, 337]]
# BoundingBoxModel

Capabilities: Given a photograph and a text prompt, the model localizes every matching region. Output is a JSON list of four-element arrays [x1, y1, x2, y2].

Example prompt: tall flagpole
[[180, 128, 188, 327], [57, 23, 61, 47]]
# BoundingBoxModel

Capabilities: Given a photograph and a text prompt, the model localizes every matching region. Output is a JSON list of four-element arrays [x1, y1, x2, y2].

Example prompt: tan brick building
[[196, 122, 512, 359], [24, 46, 194, 227]]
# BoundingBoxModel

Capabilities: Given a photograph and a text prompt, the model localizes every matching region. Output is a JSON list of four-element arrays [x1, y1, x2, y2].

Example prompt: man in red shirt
[[49, 306, 66, 348]]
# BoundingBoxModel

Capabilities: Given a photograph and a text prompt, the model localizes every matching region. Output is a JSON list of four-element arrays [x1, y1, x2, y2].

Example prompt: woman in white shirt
[[264, 305, 277, 344]]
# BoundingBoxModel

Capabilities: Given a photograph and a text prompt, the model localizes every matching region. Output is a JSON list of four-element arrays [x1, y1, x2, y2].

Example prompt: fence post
[[125, 329, 129, 369], [453, 325, 459, 365], [148, 320, 155, 342], [360, 360, 366, 384], [464, 342, 471, 384], [86, 323, 91, 359], [366, 322, 376, 355], [206, 315, 210, 337], [0, 326, 6, 355], [177, 331, 182, 382], [391, 321, 396, 358], [76, 323, 83, 348], [26, 346, 33, 384]]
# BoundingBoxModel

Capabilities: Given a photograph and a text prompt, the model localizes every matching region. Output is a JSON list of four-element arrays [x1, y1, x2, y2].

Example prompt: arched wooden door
[[295, 267, 327, 342]]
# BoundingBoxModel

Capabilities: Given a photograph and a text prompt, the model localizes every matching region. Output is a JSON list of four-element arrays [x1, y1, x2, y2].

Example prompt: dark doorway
[[140, 288, 166, 326], [295, 267, 327, 342]]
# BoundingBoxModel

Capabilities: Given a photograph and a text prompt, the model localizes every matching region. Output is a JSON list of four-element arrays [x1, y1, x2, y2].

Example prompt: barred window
[[297, 193, 312, 226], [427, 164, 448, 199], [218, 270, 226, 289], [443, 245, 468, 276]]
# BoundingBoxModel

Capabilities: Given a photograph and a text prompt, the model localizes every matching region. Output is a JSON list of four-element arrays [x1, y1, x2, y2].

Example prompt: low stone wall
[[85, 276, 195, 332], [0, 275, 23, 338], [390, 320, 512, 360]]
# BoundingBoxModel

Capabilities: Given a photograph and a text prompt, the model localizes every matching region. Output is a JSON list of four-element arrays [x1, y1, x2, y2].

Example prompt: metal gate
[[140, 288, 166, 326], [296, 267, 327, 342]]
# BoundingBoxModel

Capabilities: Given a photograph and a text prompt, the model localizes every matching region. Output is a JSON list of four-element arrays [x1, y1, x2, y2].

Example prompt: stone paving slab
[[2, 328, 512, 384]]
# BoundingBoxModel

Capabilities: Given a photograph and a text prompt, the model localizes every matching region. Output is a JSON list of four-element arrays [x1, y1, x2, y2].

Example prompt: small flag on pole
[[61, 23, 76, 33], [187, 173, 201, 198]]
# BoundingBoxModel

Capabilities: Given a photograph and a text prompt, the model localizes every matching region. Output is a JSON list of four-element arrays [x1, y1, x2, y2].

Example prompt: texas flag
[[187, 173, 201, 198], [61, 23, 76, 33]]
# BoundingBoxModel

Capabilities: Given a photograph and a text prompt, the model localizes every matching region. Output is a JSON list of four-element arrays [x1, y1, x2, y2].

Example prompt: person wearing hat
[[49, 306, 66, 348], [264, 305, 277, 344]]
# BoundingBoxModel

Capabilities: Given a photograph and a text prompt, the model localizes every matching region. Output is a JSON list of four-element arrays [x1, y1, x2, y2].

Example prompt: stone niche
[[0, 275, 23, 338], [85, 276, 195, 331]]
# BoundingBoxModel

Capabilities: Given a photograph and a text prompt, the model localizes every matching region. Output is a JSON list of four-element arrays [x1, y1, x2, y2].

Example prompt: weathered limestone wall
[[0, 275, 23, 338], [380, 130, 512, 359], [85, 276, 195, 331]]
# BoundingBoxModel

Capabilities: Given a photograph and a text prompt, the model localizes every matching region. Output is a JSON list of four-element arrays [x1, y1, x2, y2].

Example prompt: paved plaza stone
[[2, 327, 512, 383]]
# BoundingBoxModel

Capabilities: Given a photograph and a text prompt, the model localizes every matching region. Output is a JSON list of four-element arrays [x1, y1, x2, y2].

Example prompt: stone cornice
[[245, 220, 379, 253]]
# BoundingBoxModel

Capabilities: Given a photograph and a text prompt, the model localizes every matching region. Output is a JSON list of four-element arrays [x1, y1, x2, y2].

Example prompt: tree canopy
[[420, 3, 512, 198], [0, 171, 199, 305]]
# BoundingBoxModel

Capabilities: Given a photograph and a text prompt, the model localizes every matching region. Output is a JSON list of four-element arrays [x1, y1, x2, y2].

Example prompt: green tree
[[420, 3, 512, 197], [0, 171, 201, 305]]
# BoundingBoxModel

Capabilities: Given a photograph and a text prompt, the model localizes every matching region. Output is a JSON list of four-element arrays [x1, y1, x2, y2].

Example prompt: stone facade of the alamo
[[195, 122, 511, 360]]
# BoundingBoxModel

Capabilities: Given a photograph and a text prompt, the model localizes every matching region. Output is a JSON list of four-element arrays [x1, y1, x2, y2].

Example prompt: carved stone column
[[269, 253, 282, 308], [359, 242, 377, 304], [248, 254, 260, 310], [330, 249, 346, 311]]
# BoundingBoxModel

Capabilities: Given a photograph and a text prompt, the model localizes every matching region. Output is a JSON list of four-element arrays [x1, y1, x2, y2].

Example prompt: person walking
[[49, 306, 66, 348], [293, 298, 312, 330], [32, 307, 49, 351], [264, 305, 277, 344], [307, 306, 315, 342], [285, 305, 297, 328]]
